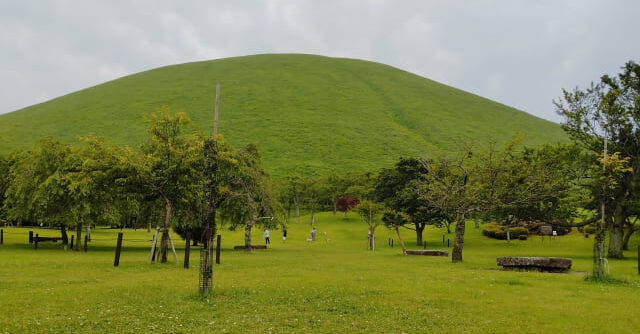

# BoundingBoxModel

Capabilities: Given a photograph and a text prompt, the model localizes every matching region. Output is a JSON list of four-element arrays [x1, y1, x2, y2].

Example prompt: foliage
[[375, 157, 443, 244], [336, 197, 359, 215], [555, 60, 640, 259], [0, 54, 567, 177], [355, 199, 384, 250]]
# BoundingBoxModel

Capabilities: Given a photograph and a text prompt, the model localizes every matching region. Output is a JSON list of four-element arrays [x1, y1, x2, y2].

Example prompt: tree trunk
[[451, 213, 466, 263], [622, 226, 637, 251], [160, 201, 172, 263], [60, 226, 68, 245], [593, 214, 606, 278], [506, 226, 511, 244], [394, 227, 407, 255], [445, 220, 452, 234], [294, 195, 300, 217], [415, 222, 425, 246], [75, 223, 82, 251], [244, 222, 253, 252], [333, 200, 337, 215], [607, 205, 625, 258], [368, 226, 374, 250]]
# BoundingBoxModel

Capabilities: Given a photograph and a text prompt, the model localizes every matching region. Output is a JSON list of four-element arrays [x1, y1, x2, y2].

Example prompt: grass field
[[0, 54, 567, 177], [1, 212, 639, 333]]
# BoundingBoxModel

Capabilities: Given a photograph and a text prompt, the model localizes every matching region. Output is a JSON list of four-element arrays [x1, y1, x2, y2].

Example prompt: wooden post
[[70, 235, 75, 249], [34, 233, 38, 249], [114, 232, 123, 267], [442, 234, 445, 244], [149, 227, 159, 263], [83, 235, 88, 252], [167, 231, 178, 264], [29, 231, 33, 244], [215, 234, 221, 264], [638, 245, 639, 275], [1, 229, 3, 245], [184, 232, 191, 269]]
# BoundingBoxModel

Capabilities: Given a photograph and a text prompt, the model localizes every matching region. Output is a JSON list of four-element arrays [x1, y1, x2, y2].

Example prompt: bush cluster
[[482, 223, 529, 240], [584, 225, 596, 234]]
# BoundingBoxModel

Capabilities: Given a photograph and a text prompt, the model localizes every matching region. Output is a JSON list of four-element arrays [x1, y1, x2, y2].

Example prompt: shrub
[[482, 223, 529, 240], [518, 235, 527, 240]]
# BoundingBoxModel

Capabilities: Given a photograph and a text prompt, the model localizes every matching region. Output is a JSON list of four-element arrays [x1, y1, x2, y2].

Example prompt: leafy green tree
[[382, 210, 410, 254], [217, 143, 278, 250], [555, 60, 640, 258], [356, 199, 384, 250], [375, 158, 443, 246], [136, 109, 201, 262], [477, 141, 588, 243], [418, 151, 477, 263]]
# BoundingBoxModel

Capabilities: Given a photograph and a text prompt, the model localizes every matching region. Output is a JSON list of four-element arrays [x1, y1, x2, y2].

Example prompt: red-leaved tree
[[336, 197, 360, 216]]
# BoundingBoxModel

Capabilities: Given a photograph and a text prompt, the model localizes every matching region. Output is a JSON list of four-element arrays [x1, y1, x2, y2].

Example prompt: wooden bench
[[406, 250, 449, 256], [497, 256, 572, 272], [233, 245, 267, 250]]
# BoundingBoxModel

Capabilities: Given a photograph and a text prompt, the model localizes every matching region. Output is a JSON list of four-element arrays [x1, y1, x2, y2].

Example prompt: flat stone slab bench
[[234, 245, 267, 250], [406, 250, 449, 256], [497, 256, 572, 272]]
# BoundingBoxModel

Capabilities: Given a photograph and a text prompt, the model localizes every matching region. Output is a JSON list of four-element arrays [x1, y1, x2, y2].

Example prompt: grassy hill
[[0, 54, 567, 177]]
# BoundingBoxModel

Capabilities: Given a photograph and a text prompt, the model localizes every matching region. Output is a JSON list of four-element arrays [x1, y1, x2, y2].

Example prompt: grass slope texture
[[0, 54, 566, 177]]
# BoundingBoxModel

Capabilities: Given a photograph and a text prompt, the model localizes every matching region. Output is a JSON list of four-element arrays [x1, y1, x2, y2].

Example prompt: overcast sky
[[1, 1, 639, 122]]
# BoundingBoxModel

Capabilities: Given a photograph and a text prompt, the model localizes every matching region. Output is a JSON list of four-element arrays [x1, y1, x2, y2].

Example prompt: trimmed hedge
[[482, 223, 529, 240]]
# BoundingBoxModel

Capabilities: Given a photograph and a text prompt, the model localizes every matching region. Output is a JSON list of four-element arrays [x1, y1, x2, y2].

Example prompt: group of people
[[263, 226, 319, 244]]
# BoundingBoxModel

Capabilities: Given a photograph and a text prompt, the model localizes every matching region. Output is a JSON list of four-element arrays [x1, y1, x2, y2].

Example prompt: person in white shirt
[[264, 229, 270, 244]]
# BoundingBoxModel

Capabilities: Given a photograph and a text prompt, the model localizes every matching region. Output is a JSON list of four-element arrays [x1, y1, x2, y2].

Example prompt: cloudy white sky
[[1, 0, 639, 122]]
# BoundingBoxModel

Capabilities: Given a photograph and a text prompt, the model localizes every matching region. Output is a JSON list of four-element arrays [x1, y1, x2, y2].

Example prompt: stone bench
[[497, 256, 572, 272], [233, 245, 267, 250], [406, 250, 449, 256]]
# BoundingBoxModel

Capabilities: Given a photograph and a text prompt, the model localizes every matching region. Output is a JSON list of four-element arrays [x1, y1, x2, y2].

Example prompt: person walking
[[264, 229, 270, 244], [282, 226, 287, 241]]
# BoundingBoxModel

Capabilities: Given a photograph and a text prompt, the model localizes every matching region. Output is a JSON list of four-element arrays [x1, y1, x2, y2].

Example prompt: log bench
[[406, 250, 449, 256], [233, 245, 267, 250], [497, 256, 572, 272]]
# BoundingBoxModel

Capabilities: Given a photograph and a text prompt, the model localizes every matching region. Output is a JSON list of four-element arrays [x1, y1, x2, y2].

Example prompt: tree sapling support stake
[[114, 232, 123, 267], [184, 232, 191, 269], [149, 227, 159, 263], [83, 235, 88, 252], [216, 234, 221, 264]]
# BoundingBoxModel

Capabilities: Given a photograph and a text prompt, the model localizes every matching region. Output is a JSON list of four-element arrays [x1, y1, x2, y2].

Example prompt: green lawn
[[1, 212, 639, 333]]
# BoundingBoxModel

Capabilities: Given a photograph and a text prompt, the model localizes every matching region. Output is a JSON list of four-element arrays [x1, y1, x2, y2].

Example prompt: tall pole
[[595, 130, 607, 278], [200, 83, 220, 295]]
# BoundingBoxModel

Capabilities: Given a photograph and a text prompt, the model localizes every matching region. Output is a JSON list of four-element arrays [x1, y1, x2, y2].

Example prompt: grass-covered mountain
[[0, 54, 566, 177]]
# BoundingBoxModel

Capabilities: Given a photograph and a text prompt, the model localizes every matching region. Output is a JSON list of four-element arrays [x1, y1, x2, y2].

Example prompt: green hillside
[[0, 54, 566, 177]]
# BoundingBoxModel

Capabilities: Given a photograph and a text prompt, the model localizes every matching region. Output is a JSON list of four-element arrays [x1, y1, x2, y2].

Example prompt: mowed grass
[[1, 212, 639, 333], [0, 54, 567, 177]]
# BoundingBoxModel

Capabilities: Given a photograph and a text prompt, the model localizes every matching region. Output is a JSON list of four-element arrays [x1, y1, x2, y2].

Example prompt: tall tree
[[217, 143, 277, 250], [356, 199, 384, 250], [418, 151, 477, 263], [375, 158, 443, 246], [137, 109, 201, 262], [555, 60, 640, 258]]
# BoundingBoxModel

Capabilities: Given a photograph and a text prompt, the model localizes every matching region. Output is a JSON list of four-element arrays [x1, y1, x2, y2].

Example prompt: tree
[[137, 108, 201, 262], [477, 141, 588, 243], [555, 60, 640, 259], [375, 157, 443, 246], [336, 197, 359, 216], [382, 210, 410, 254], [418, 151, 477, 263], [356, 199, 383, 250], [217, 143, 278, 250]]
